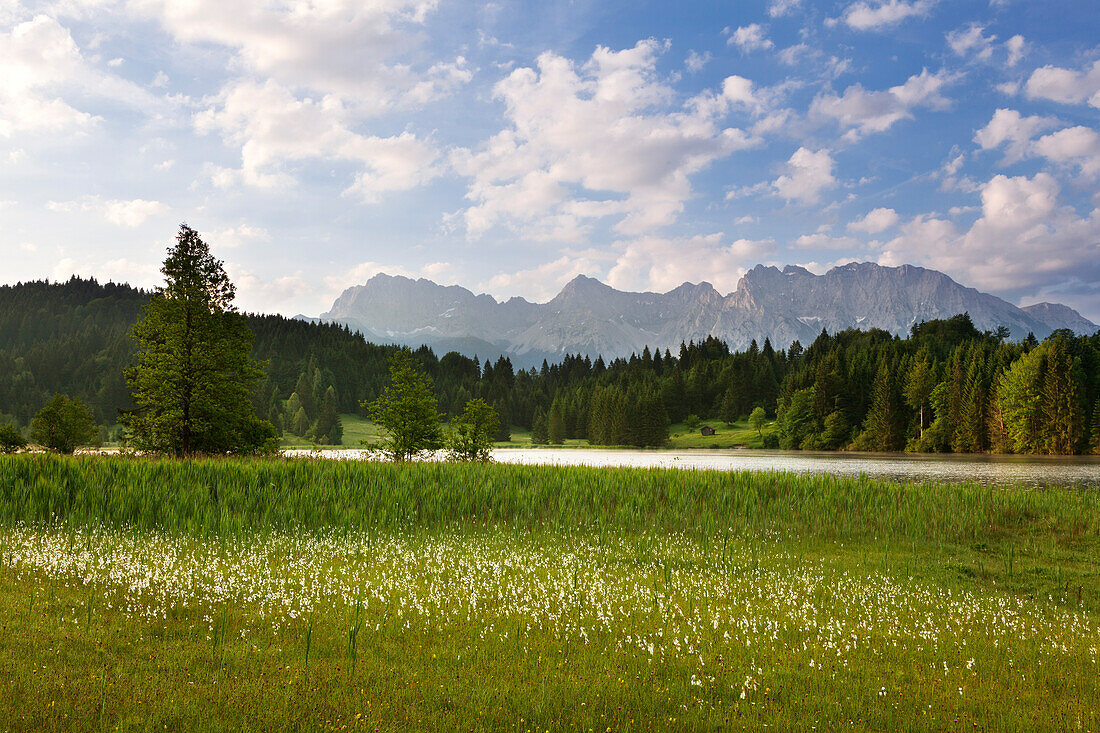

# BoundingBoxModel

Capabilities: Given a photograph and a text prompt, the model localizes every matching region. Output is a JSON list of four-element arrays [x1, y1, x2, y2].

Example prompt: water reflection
[[491, 448, 1100, 488], [284, 447, 1100, 488]]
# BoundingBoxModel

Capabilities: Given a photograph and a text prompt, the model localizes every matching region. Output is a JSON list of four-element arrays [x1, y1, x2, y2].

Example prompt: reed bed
[[1, 454, 1097, 546]]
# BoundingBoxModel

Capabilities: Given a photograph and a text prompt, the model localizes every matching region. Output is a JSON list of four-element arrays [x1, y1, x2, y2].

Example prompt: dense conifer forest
[[2, 277, 1098, 453]]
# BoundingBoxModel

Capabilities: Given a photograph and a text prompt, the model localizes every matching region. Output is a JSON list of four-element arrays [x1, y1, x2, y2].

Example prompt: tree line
[[2, 243, 1099, 455]]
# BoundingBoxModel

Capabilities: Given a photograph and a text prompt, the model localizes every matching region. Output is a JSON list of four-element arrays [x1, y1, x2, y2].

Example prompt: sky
[[2, 0, 1099, 320]]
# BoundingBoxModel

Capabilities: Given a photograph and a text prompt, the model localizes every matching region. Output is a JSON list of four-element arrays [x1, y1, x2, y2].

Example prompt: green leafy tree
[[124, 225, 276, 455], [30, 394, 99, 454], [0, 424, 27, 453], [1090, 397, 1100, 454], [904, 356, 936, 441], [749, 406, 766, 438], [447, 398, 500, 462], [777, 387, 816, 450], [363, 349, 443, 461], [997, 347, 1044, 454]]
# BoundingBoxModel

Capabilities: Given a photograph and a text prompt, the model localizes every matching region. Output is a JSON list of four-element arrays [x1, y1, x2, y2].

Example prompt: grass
[[278, 415, 778, 449], [667, 419, 775, 449], [1, 455, 1098, 730]]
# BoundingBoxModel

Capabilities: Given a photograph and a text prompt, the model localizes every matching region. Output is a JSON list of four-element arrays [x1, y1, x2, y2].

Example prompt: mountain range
[[311, 262, 1098, 367]]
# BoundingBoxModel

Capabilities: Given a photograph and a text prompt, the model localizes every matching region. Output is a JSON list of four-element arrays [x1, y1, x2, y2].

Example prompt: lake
[[285, 447, 1100, 488]]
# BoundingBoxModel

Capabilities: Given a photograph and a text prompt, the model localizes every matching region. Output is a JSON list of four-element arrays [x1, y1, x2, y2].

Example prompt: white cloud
[[195, 80, 439, 199], [811, 68, 954, 140], [0, 14, 172, 139], [131, 0, 457, 112], [452, 40, 757, 240], [729, 24, 773, 53], [481, 255, 604, 302], [768, 0, 802, 17], [605, 234, 772, 293], [947, 24, 995, 61], [848, 207, 899, 233], [975, 109, 1100, 176], [794, 232, 863, 250], [773, 147, 837, 204], [1004, 35, 1027, 67], [879, 172, 1100, 299], [102, 198, 167, 227], [974, 108, 1058, 164], [210, 224, 270, 249], [1025, 60, 1100, 108], [45, 196, 168, 227], [1033, 126, 1100, 177], [685, 50, 710, 73], [229, 267, 313, 314], [840, 0, 935, 31]]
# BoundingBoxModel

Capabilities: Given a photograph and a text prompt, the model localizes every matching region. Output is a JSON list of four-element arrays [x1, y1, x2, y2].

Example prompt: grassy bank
[[1, 455, 1099, 730]]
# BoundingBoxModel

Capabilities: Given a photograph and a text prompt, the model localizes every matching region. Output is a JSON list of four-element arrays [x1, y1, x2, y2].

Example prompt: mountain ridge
[[315, 263, 1098, 367]]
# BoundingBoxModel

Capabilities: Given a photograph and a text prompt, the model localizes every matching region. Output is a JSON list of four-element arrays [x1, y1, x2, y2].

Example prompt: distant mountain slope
[[317, 263, 1098, 366]]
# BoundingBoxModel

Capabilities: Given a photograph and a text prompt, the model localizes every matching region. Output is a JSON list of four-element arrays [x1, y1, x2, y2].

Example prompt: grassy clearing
[[1, 455, 1098, 730], [667, 419, 776, 449]]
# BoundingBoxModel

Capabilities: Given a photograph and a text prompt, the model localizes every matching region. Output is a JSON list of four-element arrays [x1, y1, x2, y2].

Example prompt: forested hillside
[[2, 278, 1098, 453]]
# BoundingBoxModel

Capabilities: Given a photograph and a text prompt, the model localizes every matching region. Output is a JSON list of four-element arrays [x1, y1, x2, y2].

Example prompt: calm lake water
[[286, 447, 1100, 488]]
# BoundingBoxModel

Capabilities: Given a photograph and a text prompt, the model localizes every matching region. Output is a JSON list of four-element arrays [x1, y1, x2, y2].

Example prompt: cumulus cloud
[[879, 172, 1100, 301], [1004, 35, 1027, 67], [974, 108, 1058, 164], [839, 0, 935, 31], [605, 234, 773, 293], [811, 68, 954, 140], [768, 0, 802, 17], [794, 232, 863, 250], [947, 24, 995, 61], [848, 207, 900, 233], [130, 0, 460, 112], [46, 196, 168, 227], [976, 108, 1100, 176], [773, 148, 837, 204], [1025, 60, 1100, 108], [451, 40, 757, 240], [195, 80, 439, 199], [481, 255, 605, 302], [728, 24, 773, 53], [0, 14, 161, 138]]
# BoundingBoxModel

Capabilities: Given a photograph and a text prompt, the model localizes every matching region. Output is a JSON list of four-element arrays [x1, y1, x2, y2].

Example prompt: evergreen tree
[[997, 347, 1044, 454], [311, 385, 342, 445], [1042, 337, 1084, 454], [548, 399, 565, 444], [1091, 397, 1100, 454], [363, 349, 443, 461], [124, 225, 275, 455], [530, 406, 548, 445], [856, 360, 905, 451]]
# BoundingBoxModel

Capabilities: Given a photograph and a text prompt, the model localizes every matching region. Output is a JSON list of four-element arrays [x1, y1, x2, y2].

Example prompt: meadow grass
[[1, 455, 1098, 730]]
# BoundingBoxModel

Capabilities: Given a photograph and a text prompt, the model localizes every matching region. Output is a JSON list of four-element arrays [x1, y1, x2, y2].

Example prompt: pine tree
[[311, 385, 342, 445], [124, 225, 275, 455], [530, 406, 548, 445], [1090, 397, 1100, 454], [548, 399, 565, 444], [1041, 337, 1084, 455], [857, 359, 905, 451]]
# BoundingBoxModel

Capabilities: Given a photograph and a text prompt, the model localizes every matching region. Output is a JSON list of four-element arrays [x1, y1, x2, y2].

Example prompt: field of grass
[[667, 419, 776, 449], [279, 414, 778, 450], [1, 455, 1098, 730]]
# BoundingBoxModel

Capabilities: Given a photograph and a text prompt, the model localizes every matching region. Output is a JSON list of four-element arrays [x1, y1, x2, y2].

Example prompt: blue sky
[[2, 0, 1099, 320]]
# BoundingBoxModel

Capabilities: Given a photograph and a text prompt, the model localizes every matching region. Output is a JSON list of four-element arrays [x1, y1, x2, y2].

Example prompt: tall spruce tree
[[124, 225, 275, 455], [548, 399, 565, 444]]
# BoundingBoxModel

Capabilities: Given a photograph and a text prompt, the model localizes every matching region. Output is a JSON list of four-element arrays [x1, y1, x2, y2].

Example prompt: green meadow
[[1, 455, 1098, 731]]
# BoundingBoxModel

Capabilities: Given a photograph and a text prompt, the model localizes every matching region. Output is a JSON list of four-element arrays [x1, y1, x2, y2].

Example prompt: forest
[[2, 276, 1099, 454]]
